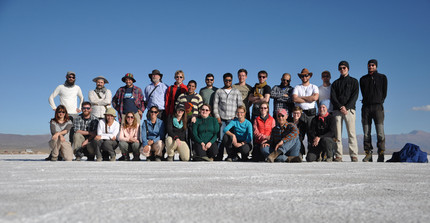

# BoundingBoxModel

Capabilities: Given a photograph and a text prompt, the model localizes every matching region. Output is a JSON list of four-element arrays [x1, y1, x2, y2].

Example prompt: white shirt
[[49, 84, 84, 114], [318, 84, 332, 112], [97, 119, 120, 140], [292, 84, 319, 110]]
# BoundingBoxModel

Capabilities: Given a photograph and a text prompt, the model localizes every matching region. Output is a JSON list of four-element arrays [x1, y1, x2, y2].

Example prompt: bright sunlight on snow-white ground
[[1, 154, 429, 223]]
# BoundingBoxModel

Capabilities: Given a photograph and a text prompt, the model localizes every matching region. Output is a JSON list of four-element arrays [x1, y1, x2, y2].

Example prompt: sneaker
[[351, 157, 358, 162], [201, 156, 211, 162], [266, 150, 281, 163], [155, 157, 162, 162], [287, 156, 302, 163], [333, 157, 343, 162], [109, 156, 116, 162], [225, 157, 233, 162]]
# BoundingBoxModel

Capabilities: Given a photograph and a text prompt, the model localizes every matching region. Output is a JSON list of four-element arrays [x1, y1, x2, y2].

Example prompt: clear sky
[[1, 0, 429, 135]]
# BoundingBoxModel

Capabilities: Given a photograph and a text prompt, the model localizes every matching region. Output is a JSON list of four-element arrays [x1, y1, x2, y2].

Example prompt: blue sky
[[1, 0, 429, 135]]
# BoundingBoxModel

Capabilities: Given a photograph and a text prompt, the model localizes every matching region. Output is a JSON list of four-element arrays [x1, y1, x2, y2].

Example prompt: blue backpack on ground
[[387, 143, 428, 163]]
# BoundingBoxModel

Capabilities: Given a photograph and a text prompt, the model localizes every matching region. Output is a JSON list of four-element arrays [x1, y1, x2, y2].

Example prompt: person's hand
[[231, 134, 237, 145], [175, 138, 181, 146], [262, 143, 270, 148], [76, 108, 81, 113], [82, 139, 89, 147], [217, 118, 222, 124], [340, 106, 348, 115], [206, 142, 212, 149], [138, 110, 143, 118], [51, 133, 59, 141], [142, 145, 151, 156], [111, 136, 116, 141], [59, 135, 66, 142], [94, 135, 102, 141], [148, 140, 154, 146], [275, 141, 283, 151], [191, 116, 196, 123], [283, 94, 289, 98], [313, 137, 320, 147], [201, 142, 206, 151]]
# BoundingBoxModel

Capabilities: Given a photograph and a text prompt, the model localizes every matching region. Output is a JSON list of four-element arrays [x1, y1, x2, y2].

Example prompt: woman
[[118, 112, 141, 161], [93, 107, 120, 161], [165, 103, 190, 161], [223, 105, 253, 162], [290, 106, 307, 157], [192, 104, 219, 161], [49, 105, 74, 161], [252, 102, 276, 162], [141, 106, 165, 161]]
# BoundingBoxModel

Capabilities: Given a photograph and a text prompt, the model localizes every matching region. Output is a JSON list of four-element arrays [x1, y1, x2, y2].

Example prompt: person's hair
[[223, 73, 233, 80], [188, 80, 197, 88], [206, 73, 214, 79], [321, 70, 331, 77], [146, 106, 159, 119], [237, 68, 248, 75], [82, 101, 91, 108], [282, 73, 291, 79], [175, 70, 185, 79], [174, 107, 188, 130], [237, 105, 247, 114], [123, 112, 137, 129], [200, 104, 212, 116], [258, 70, 268, 77], [52, 105, 69, 123], [292, 106, 303, 112]]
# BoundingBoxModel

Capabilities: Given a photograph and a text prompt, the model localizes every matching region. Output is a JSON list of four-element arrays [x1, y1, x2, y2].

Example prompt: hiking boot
[[109, 155, 116, 162], [363, 151, 373, 162], [377, 151, 384, 162], [226, 157, 232, 162], [266, 150, 281, 163], [167, 156, 174, 162], [287, 156, 302, 163], [96, 157, 102, 162], [351, 157, 358, 162], [118, 154, 130, 161], [87, 155, 95, 161], [333, 156, 343, 162], [51, 157, 58, 161]]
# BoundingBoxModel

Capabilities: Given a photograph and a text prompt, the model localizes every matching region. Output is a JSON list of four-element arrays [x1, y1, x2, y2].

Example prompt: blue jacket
[[141, 118, 165, 146]]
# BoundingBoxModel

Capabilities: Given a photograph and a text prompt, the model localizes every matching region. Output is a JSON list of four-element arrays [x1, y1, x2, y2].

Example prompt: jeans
[[261, 137, 301, 162], [215, 119, 231, 160], [362, 104, 385, 154]]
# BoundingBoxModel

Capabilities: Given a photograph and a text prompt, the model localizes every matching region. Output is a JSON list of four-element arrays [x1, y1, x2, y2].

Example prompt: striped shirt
[[176, 92, 203, 118]]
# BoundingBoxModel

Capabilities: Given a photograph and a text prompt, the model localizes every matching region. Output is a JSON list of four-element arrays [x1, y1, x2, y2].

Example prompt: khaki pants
[[165, 136, 190, 161], [49, 139, 74, 161], [73, 133, 95, 156], [141, 140, 164, 158], [333, 109, 358, 158]]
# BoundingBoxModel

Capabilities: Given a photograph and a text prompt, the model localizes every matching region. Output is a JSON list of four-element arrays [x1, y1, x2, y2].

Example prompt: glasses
[[150, 111, 159, 114], [339, 67, 347, 70], [58, 111, 66, 114], [277, 114, 285, 118], [258, 76, 266, 79], [236, 111, 245, 114], [206, 79, 214, 81], [200, 109, 210, 112], [82, 107, 91, 110], [224, 79, 232, 82], [175, 76, 184, 79], [299, 74, 310, 78], [282, 79, 291, 82], [260, 107, 268, 110], [126, 116, 134, 118], [67, 76, 75, 79]]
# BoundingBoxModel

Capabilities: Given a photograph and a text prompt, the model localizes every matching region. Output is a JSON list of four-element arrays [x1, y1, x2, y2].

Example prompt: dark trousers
[[193, 142, 218, 159], [306, 137, 336, 162], [361, 104, 385, 153], [222, 134, 252, 160], [251, 143, 265, 162], [93, 139, 118, 159]]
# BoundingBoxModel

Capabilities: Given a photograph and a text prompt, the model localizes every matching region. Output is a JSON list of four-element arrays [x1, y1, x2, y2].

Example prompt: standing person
[[165, 103, 190, 161], [233, 68, 253, 120], [307, 101, 336, 162], [262, 109, 301, 163], [270, 73, 294, 118], [112, 73, 145, 124], [92, 108, 120, 162], [118, 112, 141, 161], [213, 73, 243, 161], [144, 69, 168, 121], [330, 61, 359, 162], [141, 106, 165, 162], [48, 105, 74, 161], [248, 70, 271, 122], [222, 106, 253, 162], [165, 70, 188, 117], [73, 101, 99, 161], [49, 71, 84, 120], [318, 71, 333, 112], [176, 80, 203, 124], [192, 104, 219, 161], [88, 76, 112, 119], [199, 73, 218, 110], [252, 102, 276, 162], [360, 59, 388, 162]]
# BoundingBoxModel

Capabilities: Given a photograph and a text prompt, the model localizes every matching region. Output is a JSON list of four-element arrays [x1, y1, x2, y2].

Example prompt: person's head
[[298, 68, 312, 84], [66, 71, 76, 85], [104, 107, 117, 123], [199, 104, 211, 118], [93, 76, 108, 89], [281, 73, 291, 86], [146, 106, 159, 120], [237, 68, 248, 84], [368, 59, 378, 74], [259, 102, 269, 117], [54, 105, 69, 122], [338, 61, 349, 77], [223, 73, 233, 88], [81, 101, 92, 117], [319, 103, 328, 117], [187, 80, 197, 94], [174, 103, 187, 129], [292, 106, 303, 122], [122, 73, 136, 88], [124, 112, 137, 128], [205, 73, 214, 87], [236, 105, 246, 120], [174, 70, 185, 84], [276, 109, 288, 125], [258, 70, 268, 84], [321, 70, 331, 85], [149, 69, 163, 84]]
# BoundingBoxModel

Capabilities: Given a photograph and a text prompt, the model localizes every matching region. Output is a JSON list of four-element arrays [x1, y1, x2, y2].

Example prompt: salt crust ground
[[0, 154, 429, 223]]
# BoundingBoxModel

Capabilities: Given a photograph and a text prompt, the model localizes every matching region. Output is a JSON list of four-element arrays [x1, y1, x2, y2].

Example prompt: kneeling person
[[73, 101, 99, 161], [223, 106, 253, 162]]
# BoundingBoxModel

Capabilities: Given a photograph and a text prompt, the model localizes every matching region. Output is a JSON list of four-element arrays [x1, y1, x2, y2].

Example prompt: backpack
[[387, 143, 428, 163]]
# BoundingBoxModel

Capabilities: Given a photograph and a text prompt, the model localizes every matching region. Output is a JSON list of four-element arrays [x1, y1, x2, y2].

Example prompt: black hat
[[148, 69, 163, 79], [175, 103, 185, 112], [338, 61, 349, 70], [368, 59, 378, 67]]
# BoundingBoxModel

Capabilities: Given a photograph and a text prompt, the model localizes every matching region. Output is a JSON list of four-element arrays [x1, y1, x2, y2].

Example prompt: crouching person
[[73, 102, 99, 161], [192, 104, 219, 161], [118, 112, 141, 161], [223, 106, 253, 162], [92, 108, 120, 161], [141, 106, 165, 161], [49, 105, 74, 161], [263, 109, 301, 163], [165, 103, 190, 161], [306, 101, 336, 162]]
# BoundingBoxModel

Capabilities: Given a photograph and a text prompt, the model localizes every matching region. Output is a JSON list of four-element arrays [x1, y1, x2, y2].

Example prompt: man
[[165, 70, 188, 117], [292, 68, 319, 122], [176, 80, 203, 124], [263, 109, 301, 163], [144, 69, 168, 120], [233, 69, 253, 120], [49, 71, 84, 119], [360, 59, 388, 162], [270, 73, 294, 118], [112, 73, 145, 124], [248, 70, 271, 122], [213, 73, 243, 161], [330, 61, 359, 162], [199, 73, 218, 109], [88, 76, 112, 119], [73, 101, 99, 161], [318, 70, 333, 112]]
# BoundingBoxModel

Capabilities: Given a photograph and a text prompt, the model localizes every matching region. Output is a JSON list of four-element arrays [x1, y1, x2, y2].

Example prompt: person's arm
[[102, 90, 112, 106], [344, 79, 359, 110], [246, 121, 253, 143], [213, 90, 220, 120], [112, 89, 121, 112], [192, 119, 203, 144], [118, 125, 126, 141], [48, 86, 61, 110], [330, 83, 341, 110], [77, 87, 84, 112], [253, 119, 264, 141], [141, 122, 148, 146], [88, 91, 100, 106], [382, 75, 388, 102]]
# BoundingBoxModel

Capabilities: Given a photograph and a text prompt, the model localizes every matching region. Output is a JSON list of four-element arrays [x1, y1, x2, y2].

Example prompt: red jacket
[[253, 115, 276, 144], [165, 83, 188, 116]]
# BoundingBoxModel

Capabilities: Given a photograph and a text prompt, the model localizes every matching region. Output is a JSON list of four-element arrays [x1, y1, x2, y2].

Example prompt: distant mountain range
[[1, 130, 429, 154]]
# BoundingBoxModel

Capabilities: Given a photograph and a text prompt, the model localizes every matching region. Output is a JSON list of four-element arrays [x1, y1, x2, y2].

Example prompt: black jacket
[[309, 114, 335, 141], [330, 75, 359, 110], [360, 71, 387, 105], [166, 115, 187, 141]]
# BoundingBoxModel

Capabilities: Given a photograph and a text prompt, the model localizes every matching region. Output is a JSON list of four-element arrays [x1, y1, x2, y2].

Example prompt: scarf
[[318, 112, 329, 122], [95, 87, 107, 94], [173, 117, 183, 129], [64, 81, 75, 88], [254, 81, 267, 97]]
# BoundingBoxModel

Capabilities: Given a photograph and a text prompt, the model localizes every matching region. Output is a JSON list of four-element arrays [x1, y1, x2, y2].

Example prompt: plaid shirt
[[268, 122, 299, 147], [112, 85, 145, 121], [270, 84, 294, 115], [73, 114, 99, 133], [213, 87, 243, 120]]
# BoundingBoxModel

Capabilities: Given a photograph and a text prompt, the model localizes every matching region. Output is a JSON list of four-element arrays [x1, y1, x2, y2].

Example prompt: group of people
[[47, 59, 387, 163]]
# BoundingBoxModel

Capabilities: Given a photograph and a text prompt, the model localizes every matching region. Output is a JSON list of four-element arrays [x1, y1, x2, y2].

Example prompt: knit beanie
[[338, 61, 349, 69], [368, 59, 378, 67]]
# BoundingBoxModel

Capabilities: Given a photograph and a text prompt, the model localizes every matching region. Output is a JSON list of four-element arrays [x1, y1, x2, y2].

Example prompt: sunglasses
[[175, 76, 184, 79], [58, 111, 66, 114], [282, 79, 291, 82], [126, 116, 135, 118], [206, 79, 214, 81], [82, 107, 91, 110], [224, 79, 232, 82], [339, 67, 348, 70], [150, 111, 159, 114], [258, 76, 267, 79], [67, 76, 75, 79], [260, 107, 268, 110], [322, 75, 330, 78], [277, 114, 285, 117], [200, 109, 210, 112], [300, 74, 310, 78]]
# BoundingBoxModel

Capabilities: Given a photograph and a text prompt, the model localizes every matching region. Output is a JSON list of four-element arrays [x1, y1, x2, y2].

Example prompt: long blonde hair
[[122, 112, 137, 129]]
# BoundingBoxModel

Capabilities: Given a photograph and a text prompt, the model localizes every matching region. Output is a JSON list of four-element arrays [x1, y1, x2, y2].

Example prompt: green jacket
[[192, 116, 219, 144]]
